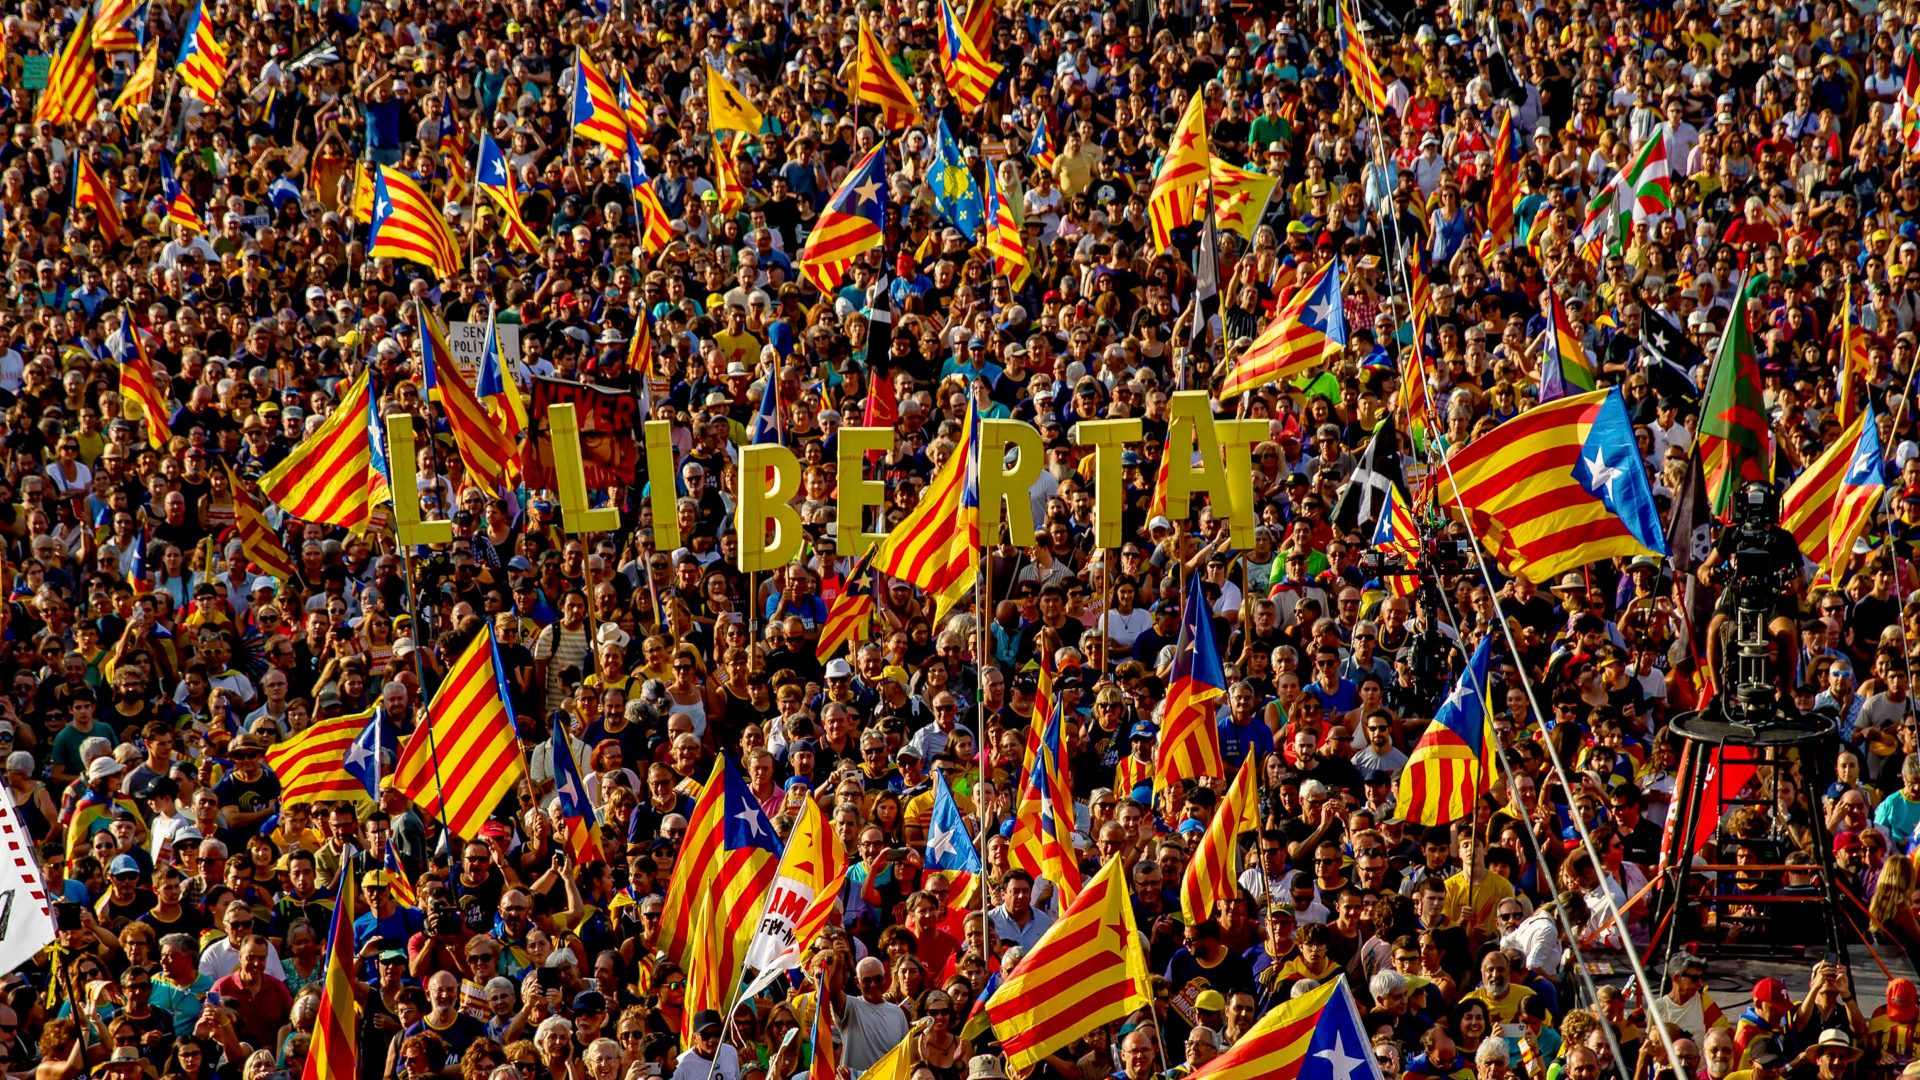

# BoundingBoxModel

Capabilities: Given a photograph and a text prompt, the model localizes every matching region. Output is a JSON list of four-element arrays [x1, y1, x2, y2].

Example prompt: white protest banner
[[446, 320, 521, 382], [0, 789, 54, 978]]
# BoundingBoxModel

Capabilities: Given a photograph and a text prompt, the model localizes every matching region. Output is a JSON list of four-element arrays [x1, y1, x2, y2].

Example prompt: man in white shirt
[[1499, 894, 1587, 993], [198, 899, 285, 983], [673, 1010, 739, 1080], [832, 955, 910, 1074]]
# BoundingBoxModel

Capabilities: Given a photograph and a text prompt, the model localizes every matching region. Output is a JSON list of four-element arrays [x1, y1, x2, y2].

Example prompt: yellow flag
[[351, 161, 374, 223], [855, 1020, 931, 1080], [706, 61, 763, 136]]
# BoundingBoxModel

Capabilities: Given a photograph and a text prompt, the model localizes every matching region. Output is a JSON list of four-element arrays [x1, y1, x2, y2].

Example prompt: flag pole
[[977, 544, 993, 961], [371, 331, 457, 847]]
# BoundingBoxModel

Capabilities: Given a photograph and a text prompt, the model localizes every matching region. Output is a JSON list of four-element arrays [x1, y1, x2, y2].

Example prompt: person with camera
[[1697, 481, 1807, 703], [409, 888, 477, 983]]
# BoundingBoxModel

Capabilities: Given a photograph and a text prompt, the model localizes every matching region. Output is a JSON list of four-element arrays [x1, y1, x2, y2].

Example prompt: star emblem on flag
[[1314, 1037, 1365, 1080], [1581, 445, 1623, 495]]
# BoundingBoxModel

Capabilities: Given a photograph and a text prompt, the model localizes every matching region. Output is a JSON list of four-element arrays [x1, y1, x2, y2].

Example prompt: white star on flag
[[1584, 445, 1621, 494], [1315, 1036, 1365, 1080], [1441, 680, 1473, 716], [854, 178, 881, 205], [557, 770, 582, 807], [1310, 295, 1337, 328], [929, 820, 958, 862], [345, 738, 373, 770], [734, 806, 766, 838], [374, 196, 392, 219]]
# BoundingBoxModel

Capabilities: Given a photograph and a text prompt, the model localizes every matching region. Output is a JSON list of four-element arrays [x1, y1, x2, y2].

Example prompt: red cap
[[1834, 831, 1862, 853], [1891, 979, 1918, 1023], [1753, 977, 1791, 1009]]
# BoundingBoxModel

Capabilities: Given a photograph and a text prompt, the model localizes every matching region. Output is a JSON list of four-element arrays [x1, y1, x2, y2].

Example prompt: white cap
[[250, 576, 277, 593]]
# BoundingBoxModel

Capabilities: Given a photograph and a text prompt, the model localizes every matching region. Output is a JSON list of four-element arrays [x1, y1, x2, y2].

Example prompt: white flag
[[0, 789, 54, 979]]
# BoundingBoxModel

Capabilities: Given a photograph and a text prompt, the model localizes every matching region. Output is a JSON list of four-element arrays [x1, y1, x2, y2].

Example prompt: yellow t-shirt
[[1464, 982, 1538, 1025], [1444, 869, 1515, 938]]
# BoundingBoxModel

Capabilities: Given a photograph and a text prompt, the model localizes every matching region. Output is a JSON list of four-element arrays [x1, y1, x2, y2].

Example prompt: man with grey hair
[[1475, 1036, 1512, 1080], [200, 898, 284, 982], [826, 951, 909, 1073], [1179, 1027, 1223, 1074]]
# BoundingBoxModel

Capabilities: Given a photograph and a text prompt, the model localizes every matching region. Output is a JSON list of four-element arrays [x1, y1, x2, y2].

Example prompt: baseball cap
[[109, 854, 141, 877], [1748, 1041, 1786, 1070], [1194, 990, 1227, 1012], [1752, 977, 1792, 1009], [1891, 979, 1919, 1023]]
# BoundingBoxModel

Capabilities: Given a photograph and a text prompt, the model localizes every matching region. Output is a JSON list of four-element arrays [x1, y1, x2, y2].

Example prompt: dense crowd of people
[[10, 0, 1920, 1079]]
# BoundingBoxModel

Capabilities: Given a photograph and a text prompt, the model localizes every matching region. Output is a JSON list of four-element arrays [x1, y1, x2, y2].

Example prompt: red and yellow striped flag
[[1155, 570, 1226, 787], [635, 181, 674, 254], [92, 0, 140, 54], [109, 308, 170, 449], [224, 463, 295, 583], [36, 9, 97, 126], [259, 368, 379, 533], [983, 856, 1151, 1071], [617, 71, 650, 139], [712, 134, 747, 216], [1180, 755, 1258, 925], [961, 0, 995, 57], [112, 42, 158, 117], [870, 403, 979, 621], [1482, 109, 1519, 256], [73, 152, 123, 247], [1187, 977, 1372, 1080], [1338, 0, 1389, 114], [1010, 671, 1082, 905], [175, 0, 228, 105], [393, 626, 525, 839], [851, 15, 921, 129], [383, 845, 419, 909], [1780, 410, 1870, 570], [369, 167, 461, 277], [265, 708, 376, 807], [571, 48, 630, 152], [299, 864, 359, 1080], [814, 552, 875, 661], [658, 756, 784, 972], [1147, 93, 1210, 252], [936, 0, 1001, 112], [808, 1004, 838, 1080], [1837, 280, 1871, 426], [986, 161, 1029, 289], [1220, 258, 1348, 398], [419, 303, 516, 494]]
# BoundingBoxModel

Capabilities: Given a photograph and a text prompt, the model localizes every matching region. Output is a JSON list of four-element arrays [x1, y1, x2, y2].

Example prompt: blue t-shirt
[[765, 593, 830, 632], [1218, 714, 1275, 772], [353, 904, 426, 952], [363, 98, 402, 150], [1303, 678, 1359, 725]]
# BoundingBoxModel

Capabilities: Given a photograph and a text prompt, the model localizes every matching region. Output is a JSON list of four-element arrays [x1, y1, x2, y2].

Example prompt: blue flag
[[344, 707, 397, 799], [931, 117, 984, 240], [924, 771, 981, 873], [1571, 387, 1667, 556]]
